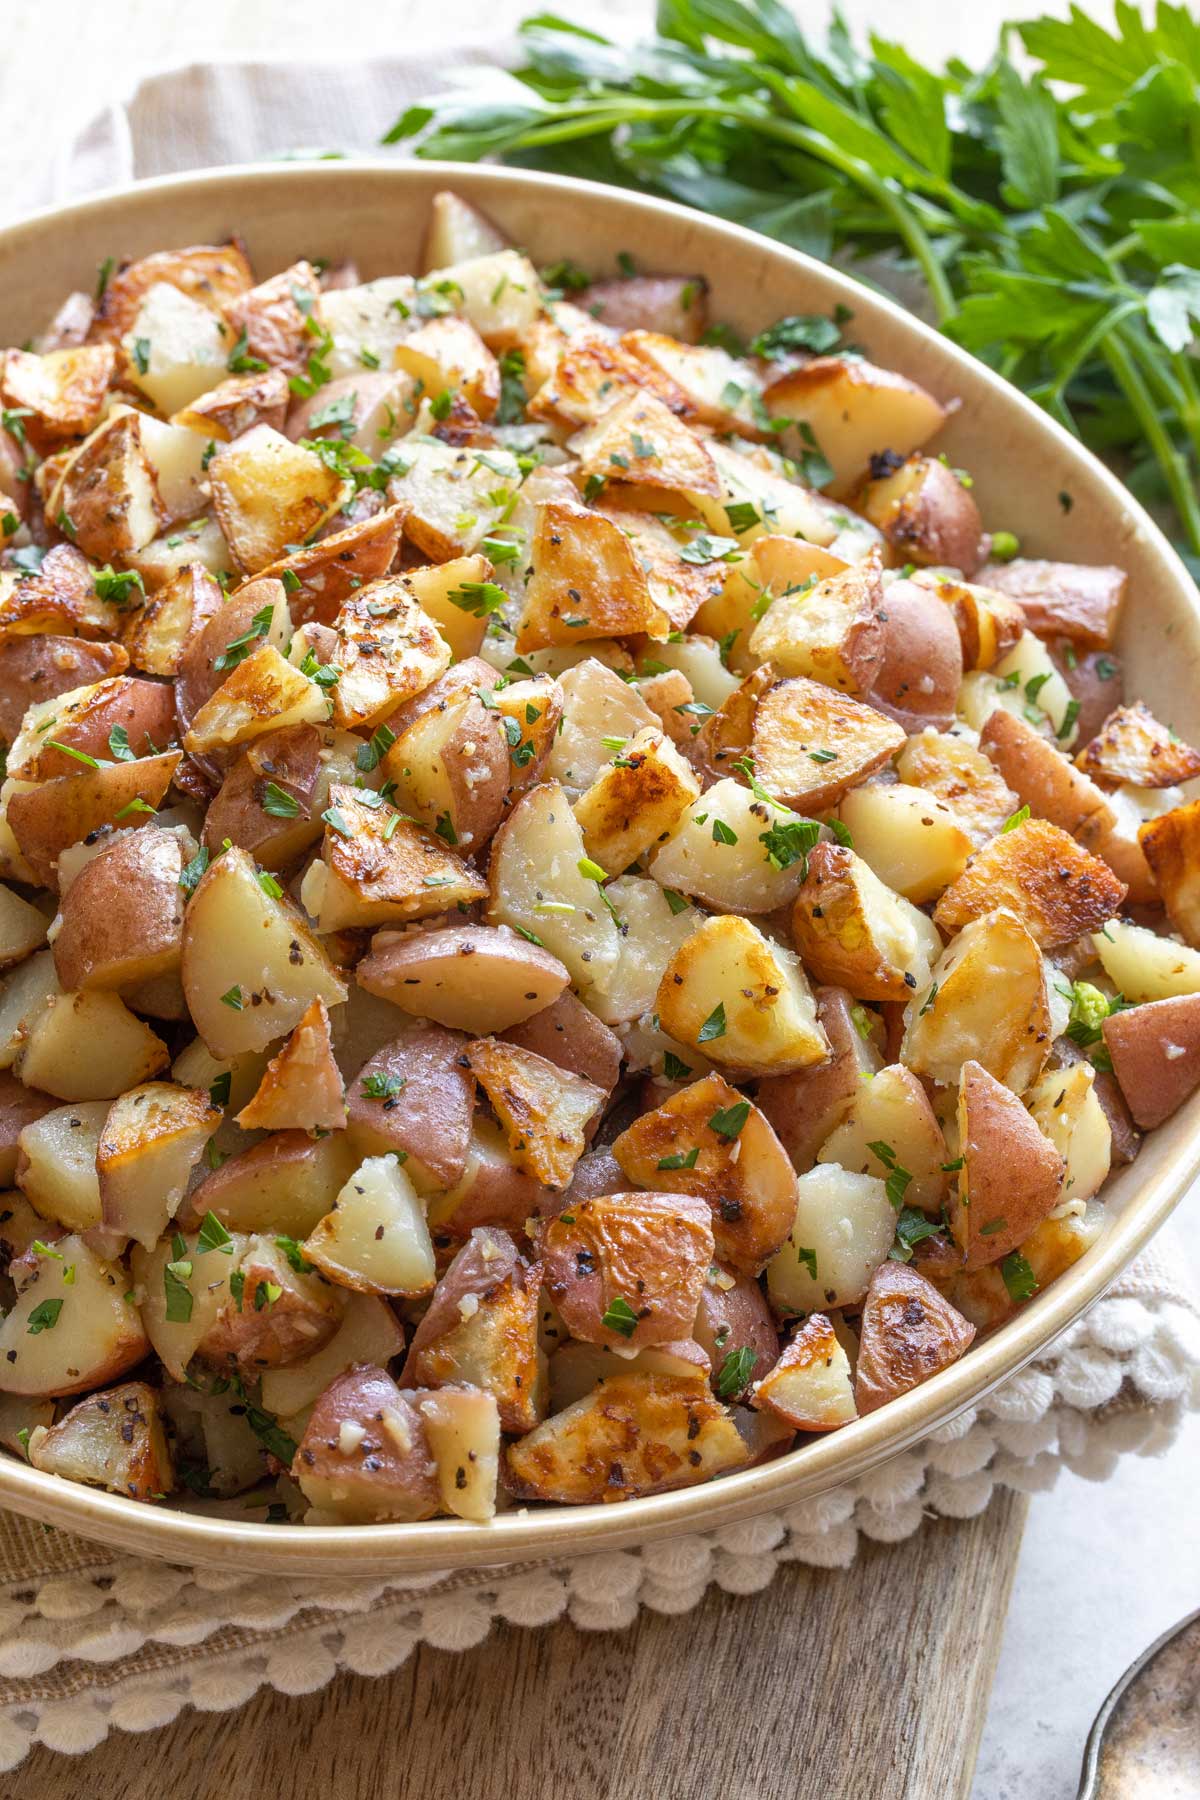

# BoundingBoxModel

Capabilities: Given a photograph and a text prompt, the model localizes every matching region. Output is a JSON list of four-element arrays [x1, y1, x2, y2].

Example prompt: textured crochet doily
[[0, 1279, 1192, 1768]]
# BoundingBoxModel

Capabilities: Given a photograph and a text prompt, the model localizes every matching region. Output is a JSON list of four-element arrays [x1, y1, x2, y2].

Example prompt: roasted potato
[[648, 777, 813, 916], [749, 554, 884, 696], [0, 1236, 148, 1397], [949, 1060, 1064, 1268], [303, 1153, 436, 1298], [656, 913, 829, 1075], [757, 986, 881, 1173], [301, 785, 488, 932], [790, 843, 943, 1001], [867, 576, 964, 731], [344, 1026, 475, 1192], [209, 425, 347, 573], [818, 1062, 949, 1214], [902, 909, 1053, 1092], [540, 1191, 713, 1349], [932, 818, 1126, 948], [1076, 702, 1200, 790], [765, 1164, 895, 1315], [752, 1315, 858, 1432], [751, 677, 906, 812], [855, 453, 983, 573], [189, 1129, 357, 1239], [978, 558, 1125, 649], [97, 1081, 220, 1249], [465, 1036, 603, 1190], [759, 354, 946, 495], [401, 1227, 545, 1433], [292, 1365, 440, 1524], [1101, 994, 1200, 1129], [838, 780, 973, 905], [52, 824, 186, 992], [854, 1261, 975, 1413], [234, 998, 345, 1133], [27, 1381, 174, 1502]]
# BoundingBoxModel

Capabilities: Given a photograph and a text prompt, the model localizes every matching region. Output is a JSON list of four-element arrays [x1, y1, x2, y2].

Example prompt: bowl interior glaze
[[0, 161, 1195, 1576]]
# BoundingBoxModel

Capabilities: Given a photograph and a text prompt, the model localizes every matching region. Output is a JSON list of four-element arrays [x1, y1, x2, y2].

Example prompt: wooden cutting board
[[15, 1490, 1027, 1799]]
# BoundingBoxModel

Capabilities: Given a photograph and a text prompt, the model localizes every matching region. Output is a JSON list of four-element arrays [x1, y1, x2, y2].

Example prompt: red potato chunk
[[692, 1271, 780, 1390], [356, 924, 571, 1036], [292, 1364, 440, 1524], [540, 1191, 714, 1349], [752, 1314, 858, 1432], [500, 991, 623, 1094], [950, 1061, 1065, 1270], [756, 986, 880, 1173], [855, 1262, 976, 1415], [0, 636, 130, 743], [978, 558, 1125, 649], [1102, 994, 1200, 1130], [195, 1236, 344, 1374], [465, 1036, 605, 1190], [345, 1029, 475, 1192], [611, 1073, 798, 1275], [866, 576, 963, 732]]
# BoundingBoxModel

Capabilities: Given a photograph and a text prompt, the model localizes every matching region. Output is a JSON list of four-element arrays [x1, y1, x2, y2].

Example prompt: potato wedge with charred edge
[[541, 1192, 713, 1350], [593, 507, 728, 633], [791, 843, 943, 1002], [951, 1061, 1064, 1269], [517, 499, 671, 652], [97, 1081, 220, 1249], [49, 410, 164, 562], [188, 1130, 358, 1238], [569, 388, 722, 500], [17, 1101, 107, 1232], [749, 553, 884, 695], [760, 355, 946, 495], [854, 1261, 975, 1414], [895, 729, 1020, 850], [818, 1063, 950, 1214], [0, 1237, 148, 1398], [174, 576, 290, 742], [259, 1294, 405, 1420], [344, 1028, 474, 1192], [695, 665, 774, 777], [921, 573, 1025, 672], [402, 554, 494, 662], [932, 818, 1126, 949], [330, 581, 451, 731], [0, 345, 116, 452], [1076, 702, 1200, 790], [415, 1385, 501, 1522], [854, 453, 983, 573], [235, 999, 344, 1133], [357, 924, 569, 1036], [301, 784, 487, 932], [292, 1365, 440, 1524], [1026, 1061, 1111, 1206], [183, 642, 328, 755], [16, 990, 169, 1101], [506, 1370, 749, 1504], [611, 1073, 797, 1276], [7, 751, 181, 888], [866, 577, 964, 732], [181, 843, 347, 1058], [401, 1227, 546, 1433], [573, 729, 700, 874], [751, 1315, 857, 1432], [526, 335, 694, 431], [751, 677, 906, 811], [757, 986, 882, 1174], [838, 780, 973, 906], [303, 1153, 436, 1298], [202, 723, 358, 869], [28, 1381, 174, 1502], [0, 636, 129, 741], [120, 565, 221, 680], [978, 558, 1125, 650], [1139, 800, 1200, 946], [980, 710, 1116, 850], [1101, 994, 1200, 1130], [902, 909, 1052, 1093], [465, 1036, 604, 1190], [172, 366, 290, 441], [208, 425, 347, 573], [657, 913, 829, 1076], [256, 506, 403, 628]]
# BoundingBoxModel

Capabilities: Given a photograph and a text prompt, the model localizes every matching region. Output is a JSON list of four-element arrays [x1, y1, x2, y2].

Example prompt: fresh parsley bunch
[[387, 0, 1200, 562]]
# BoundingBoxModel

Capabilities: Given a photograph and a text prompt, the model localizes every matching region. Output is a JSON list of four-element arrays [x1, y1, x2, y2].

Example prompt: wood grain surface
[[10, 1491, 1026, 1800]]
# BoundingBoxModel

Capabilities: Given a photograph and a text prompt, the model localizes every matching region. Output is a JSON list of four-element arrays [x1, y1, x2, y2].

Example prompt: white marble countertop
[[3, 3, 1196, 1794]]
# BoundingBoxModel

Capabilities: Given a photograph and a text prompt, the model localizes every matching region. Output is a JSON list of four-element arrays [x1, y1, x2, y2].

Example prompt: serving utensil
[[1077, 1608, 1200, 1798]]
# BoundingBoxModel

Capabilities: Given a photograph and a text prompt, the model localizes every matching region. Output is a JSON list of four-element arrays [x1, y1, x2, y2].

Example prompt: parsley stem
[[1103, 330, 1200, 556]]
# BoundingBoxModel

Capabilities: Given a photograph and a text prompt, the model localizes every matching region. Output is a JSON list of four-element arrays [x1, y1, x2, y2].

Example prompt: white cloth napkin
[[0, 47, 1192, 1771]]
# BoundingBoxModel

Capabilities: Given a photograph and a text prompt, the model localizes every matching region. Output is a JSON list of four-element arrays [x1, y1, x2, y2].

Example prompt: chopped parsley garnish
[[214, 603, 274, 672], [600, 1295, 639, 1339], [26, 1299, 63, 1335], [708, 1101, 750, 1140], [697, 1002, 726, 1043], [1001, 1251, 1038, 1304], [715, 1345, 758, 1398]]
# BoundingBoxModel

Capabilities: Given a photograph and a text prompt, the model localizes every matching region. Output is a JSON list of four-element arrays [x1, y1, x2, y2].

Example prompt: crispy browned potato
[[0, 345, 115, 452], [221, 260, 322, 375], [657, 913, 829, 1076], [174, 575, 288, 742], [867, 577, 964, 731], [761, 355, 947, 495], [52, 824, 186, 991], [540, 1191, 714, 1348], [50, 411, 164, 562], [1139, 800, 1200, 945], [527, 334, 693, 430], [950, 1060, 1064, 1268], [97, 1081, 220, 1249], [395, 315, 500, 418], [235, 999, 345, 1133], [209, 425, 347, 573], [517, 498, 670, 651], [301, 786, 488, 932], [172, 366, 290, 441], [932, 818, 1126, 948], [329, 583, 451, 730], [182, 640, 328, 756], [855, 453, 983, 572], [612, 1073, 796, 1275], [752, 1314, 858, 1431], [27, 1381, 174, 1501], [401, 1227, 546, 1433], [292, 1365, 440, 1524], [979, 709, 1116, 850], [902, 908, 1052, 1092], [573, 729, 701, 873], [357, 925, 570, 1036], [500, 991, 624, 1094], [854, 1261, 976, 1414], [895, 729, 1020, 849], [1102, 994, 1200, 1130], [465, 1036, 604, 1189], [751, 675, 906, 810], [7, 752, 181, 888], [791, 842, 943, 1001], [345, 1027, 475, 1191], [256, 506, 403, 627], [0, 1236, 148, 1397], [757, 986, 880, 1172], [1076, 702, 1200, 790], [89, 243, 253, 342], [978, 558, 1125, 649]]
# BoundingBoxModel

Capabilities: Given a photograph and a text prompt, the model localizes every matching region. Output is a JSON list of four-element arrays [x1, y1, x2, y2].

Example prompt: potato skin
[[757, 986, 877, 1173], [0, 635, 129, 742], [345, 1028, 475, 1191], [356, 924, 571, 1037], [540, 1192, 714, 1349], [855, 1262, 975, 1415], [292, 1364, 440, 1524], [505, 1371, 749, 1504], [501, 991, 623, 1094], [952, 1060, 1065, 1269], [979, 709, 1116, 849], [932, 818, 1126, 949], [979, 558, 1125, 649], [693, 1273, 780, 1386], [856, 454, 983, 574], [52, 825, 185, 991], [867, 577, 963, 732], [1102, 995, 1200, 1130]]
